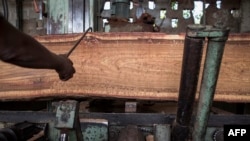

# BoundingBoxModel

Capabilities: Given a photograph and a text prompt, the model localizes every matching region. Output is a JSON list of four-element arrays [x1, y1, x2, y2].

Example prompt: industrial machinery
[[1, 23, 249, 141], [1, 0, 250, 141]]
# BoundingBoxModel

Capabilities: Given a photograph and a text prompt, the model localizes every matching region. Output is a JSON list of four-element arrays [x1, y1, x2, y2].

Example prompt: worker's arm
[[0, 15, 75, 81]]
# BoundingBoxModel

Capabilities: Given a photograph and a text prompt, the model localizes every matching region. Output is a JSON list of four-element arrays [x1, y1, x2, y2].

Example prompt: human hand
[[56, 54, 76, 81]]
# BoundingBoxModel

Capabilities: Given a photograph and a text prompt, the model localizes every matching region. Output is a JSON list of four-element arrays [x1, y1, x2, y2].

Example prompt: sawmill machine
[[0, 0, 250, 141]]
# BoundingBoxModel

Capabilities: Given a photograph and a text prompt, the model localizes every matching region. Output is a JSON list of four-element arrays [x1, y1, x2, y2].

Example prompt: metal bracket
[[53, 100, 83, 141], [186, 24, 230, 39], [125, 102, 137, 113]]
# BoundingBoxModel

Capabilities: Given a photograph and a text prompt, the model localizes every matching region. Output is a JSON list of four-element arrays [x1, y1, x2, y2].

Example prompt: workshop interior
[[0, 0, 250, 141]]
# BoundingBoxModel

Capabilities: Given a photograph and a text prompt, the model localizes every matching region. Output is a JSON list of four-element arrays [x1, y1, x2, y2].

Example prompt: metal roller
[[172, 24, 230, 141], [172, 26, 205, 141], [192, 29, 230, 141]]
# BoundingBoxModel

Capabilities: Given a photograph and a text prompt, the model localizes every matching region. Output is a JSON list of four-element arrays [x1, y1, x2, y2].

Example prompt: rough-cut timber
[[0, 33, 249, 102]]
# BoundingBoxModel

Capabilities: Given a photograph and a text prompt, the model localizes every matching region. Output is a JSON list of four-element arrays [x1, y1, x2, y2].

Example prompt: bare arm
[[0, 15, 75, 81]]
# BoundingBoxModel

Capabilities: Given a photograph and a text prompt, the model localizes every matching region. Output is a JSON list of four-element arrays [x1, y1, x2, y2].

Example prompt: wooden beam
[[0, 33, 249, 102]]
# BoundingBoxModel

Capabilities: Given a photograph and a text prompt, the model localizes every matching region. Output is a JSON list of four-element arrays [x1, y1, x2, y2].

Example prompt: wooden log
[[0, 33, 249, 102]]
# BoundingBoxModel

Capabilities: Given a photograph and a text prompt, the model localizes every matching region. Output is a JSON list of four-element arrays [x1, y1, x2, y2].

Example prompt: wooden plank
[[0, 33, 249, 102]]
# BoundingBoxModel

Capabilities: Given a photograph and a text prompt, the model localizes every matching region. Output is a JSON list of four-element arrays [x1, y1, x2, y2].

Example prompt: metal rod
[[66, 27, 92, 57], [2, 0, 8, 20], [1, 111, 250, 126], [193, 35, 229, 141], [16, 0, 23, 31], [155, 124, 171, 141], [203, 0, 206, 25], [172, 32, 205, 141], [38, 0, 43, 20], [59, 133, 68, 141]]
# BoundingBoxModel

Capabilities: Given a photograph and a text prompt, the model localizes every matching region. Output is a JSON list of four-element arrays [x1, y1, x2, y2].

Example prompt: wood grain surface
[[0, 33, 249, 102]]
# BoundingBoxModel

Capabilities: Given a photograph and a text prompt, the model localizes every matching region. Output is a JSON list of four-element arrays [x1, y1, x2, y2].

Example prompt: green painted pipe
[[192, 35, 229, 141], [112, 0, 130, 19]]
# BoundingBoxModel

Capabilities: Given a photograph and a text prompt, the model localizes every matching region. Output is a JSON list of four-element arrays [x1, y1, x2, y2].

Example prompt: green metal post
[[112, 0, 130, 19], [192, 35, 229, 141], [155, 124, 171, 141]]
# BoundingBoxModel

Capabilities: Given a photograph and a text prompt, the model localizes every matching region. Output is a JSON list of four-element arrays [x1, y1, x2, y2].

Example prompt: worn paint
[[48, 0, 69, 34], [192, 27, 230, 141], [82, 125, 108, 141]]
